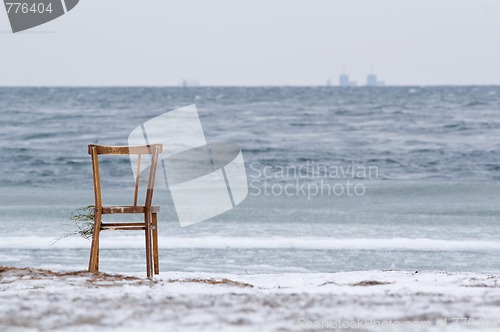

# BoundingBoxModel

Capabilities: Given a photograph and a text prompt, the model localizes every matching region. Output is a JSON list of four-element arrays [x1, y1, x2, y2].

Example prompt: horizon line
[[1, 84, 500, 88]]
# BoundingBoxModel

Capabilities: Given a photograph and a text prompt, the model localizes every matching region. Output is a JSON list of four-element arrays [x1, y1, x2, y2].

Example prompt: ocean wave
[[1, 236, 500, 251], [464, 101, 489, 107]]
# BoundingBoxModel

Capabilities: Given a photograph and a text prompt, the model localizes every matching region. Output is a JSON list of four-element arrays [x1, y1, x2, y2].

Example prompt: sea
[[0, 86, 499, 275]]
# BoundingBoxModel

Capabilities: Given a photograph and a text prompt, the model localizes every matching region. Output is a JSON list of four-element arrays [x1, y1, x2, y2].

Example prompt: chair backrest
[[88, 144, 163, 213]]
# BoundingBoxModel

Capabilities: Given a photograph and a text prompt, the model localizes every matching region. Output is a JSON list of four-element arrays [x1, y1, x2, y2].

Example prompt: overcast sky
[[0, 0, 499, 86]]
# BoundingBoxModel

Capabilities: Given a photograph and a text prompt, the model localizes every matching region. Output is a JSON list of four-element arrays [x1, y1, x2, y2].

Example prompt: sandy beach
[[1, 266, 499, 331]]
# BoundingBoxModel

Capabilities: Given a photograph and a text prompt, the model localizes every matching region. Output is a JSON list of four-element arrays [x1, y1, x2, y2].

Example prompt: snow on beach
[[1, 267, 499, 331]]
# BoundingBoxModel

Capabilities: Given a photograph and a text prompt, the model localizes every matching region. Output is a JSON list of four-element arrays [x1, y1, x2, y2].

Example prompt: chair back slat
[[88, 144, 163, 155], [134, 154, 142, 207], [145, 145, 160, 208]]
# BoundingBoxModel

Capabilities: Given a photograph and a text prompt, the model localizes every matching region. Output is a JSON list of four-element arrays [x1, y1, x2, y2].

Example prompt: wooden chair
[[87, 144, 163, 278]]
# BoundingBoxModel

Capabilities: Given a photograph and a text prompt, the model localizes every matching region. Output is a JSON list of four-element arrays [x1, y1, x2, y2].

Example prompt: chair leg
[[152, 213, 159, 275], [88, 239, 97, 272], [144, 212, 153, 278], [88, 213, 102, 272]]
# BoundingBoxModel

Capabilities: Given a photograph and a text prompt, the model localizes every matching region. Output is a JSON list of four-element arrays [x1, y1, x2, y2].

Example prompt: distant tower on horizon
[[339, 65, 357, 87], [339, 74, 350, 87], [366, 66, 385, 86], [180, 79, 200, 87]]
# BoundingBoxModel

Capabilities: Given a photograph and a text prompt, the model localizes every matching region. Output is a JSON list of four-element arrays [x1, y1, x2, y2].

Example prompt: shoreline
[[1, 266, 499, 331]]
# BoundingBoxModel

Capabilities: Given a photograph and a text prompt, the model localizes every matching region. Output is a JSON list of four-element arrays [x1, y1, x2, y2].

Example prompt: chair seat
[[101, 205, 160, 214]]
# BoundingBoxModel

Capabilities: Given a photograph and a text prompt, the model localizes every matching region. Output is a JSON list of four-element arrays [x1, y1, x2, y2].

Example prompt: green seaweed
[[51, 205, 95, 245], [70, 205, 96, 240]]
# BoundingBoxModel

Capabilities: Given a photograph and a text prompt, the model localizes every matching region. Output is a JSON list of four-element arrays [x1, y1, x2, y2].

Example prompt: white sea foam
[[1, 235, 499, 251]]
